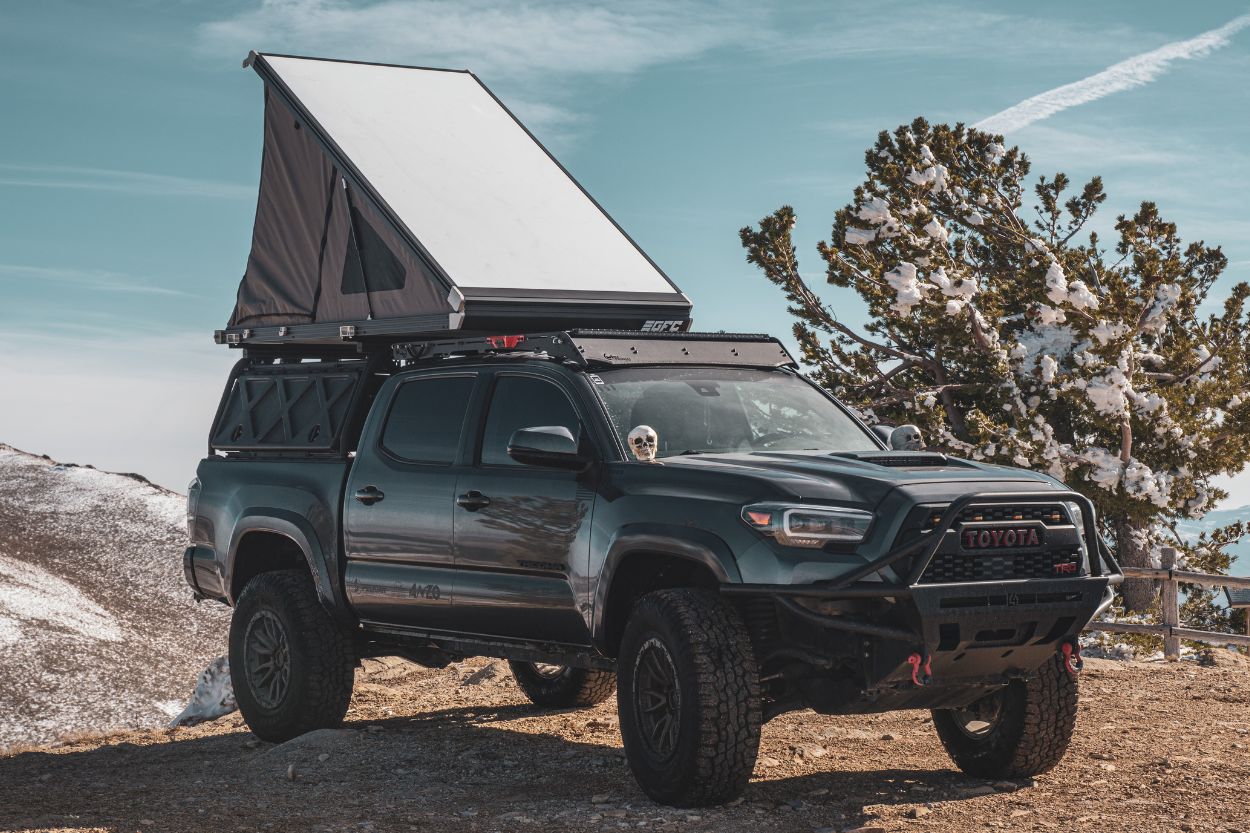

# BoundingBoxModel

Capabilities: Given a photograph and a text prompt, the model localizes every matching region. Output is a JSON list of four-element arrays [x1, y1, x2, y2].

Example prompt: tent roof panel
[[260, 54, 681, 299]]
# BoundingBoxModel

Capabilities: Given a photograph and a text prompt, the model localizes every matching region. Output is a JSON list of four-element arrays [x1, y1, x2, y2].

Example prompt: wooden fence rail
[[1084, 547, 1250, 659]]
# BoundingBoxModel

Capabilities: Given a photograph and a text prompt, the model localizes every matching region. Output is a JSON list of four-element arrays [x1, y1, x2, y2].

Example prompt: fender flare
[[592, 524, 741, 650], [227, 508, 350, 623]]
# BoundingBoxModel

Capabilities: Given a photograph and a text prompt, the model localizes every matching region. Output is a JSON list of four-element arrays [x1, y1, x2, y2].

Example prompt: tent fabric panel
[[339, 186, 452, 322], [310, 173, 368, 323], [340, 205, 406, 295], [305, 181, 453, 324], [260, 55, 683, 298], [230, 90, 338, 328]]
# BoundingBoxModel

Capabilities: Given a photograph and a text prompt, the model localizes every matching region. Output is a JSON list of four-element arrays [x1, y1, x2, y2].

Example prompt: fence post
[[1161, 547, 1180, 661]]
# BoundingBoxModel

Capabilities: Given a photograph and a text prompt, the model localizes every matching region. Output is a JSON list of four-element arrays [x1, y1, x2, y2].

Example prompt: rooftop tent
[[222, 53, 692, 346]]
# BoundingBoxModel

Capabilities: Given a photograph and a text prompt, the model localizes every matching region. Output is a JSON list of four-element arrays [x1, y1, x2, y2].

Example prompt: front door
[[451, 371, 596, 644], [343, 371, 479, 631]]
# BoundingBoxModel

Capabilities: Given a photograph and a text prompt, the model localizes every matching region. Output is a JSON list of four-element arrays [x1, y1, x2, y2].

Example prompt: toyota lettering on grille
[[961, 526, 1043, 550]]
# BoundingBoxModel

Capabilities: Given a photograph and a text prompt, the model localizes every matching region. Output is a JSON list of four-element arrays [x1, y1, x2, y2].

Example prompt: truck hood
[[656, 449, 1061, 508]]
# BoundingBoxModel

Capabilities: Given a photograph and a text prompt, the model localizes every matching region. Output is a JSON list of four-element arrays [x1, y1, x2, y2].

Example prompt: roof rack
[[389, 330, 796, 369], [393, 333, 585, 365]]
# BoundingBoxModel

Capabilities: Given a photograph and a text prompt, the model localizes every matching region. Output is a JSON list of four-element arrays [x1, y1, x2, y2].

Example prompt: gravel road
[[3, 651, 1247, 833]]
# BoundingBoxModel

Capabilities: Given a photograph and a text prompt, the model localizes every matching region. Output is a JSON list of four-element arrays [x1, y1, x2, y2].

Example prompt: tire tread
[[508, 661, 616, 708], [619, 589, 761, 806], [230, 569, 355, 742], [932, 653, 1078, 779]]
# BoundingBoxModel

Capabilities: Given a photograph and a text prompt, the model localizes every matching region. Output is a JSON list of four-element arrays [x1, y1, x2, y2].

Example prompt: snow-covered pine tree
[[741, 117, 1250, 613]]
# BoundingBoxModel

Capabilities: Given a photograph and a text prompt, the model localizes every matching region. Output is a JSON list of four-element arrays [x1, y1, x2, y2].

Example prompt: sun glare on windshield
[[593, 367, 877, 458]]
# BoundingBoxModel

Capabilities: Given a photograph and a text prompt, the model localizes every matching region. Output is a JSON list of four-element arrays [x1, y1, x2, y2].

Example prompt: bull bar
[[721, 491, 1122, 684]]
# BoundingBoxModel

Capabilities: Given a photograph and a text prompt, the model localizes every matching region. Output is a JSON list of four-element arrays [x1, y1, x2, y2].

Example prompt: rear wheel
[[229, 570, 355, 743], [932, 652, 1078, 778], [508, 661, 616, 708], [617, 589, 761, 807]]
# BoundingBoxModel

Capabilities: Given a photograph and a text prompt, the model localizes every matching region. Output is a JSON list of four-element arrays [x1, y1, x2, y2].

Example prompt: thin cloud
[[976, 12, 1250, 134], [197, 0, 759, 139], [199, 0, 756, 79], [0, 164, 251, 199], [0, 264, 196, 298]]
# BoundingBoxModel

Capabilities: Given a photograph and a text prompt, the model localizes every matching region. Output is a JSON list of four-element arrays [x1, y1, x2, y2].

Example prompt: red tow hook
[[1061, 641, 1083, 675], [907, 652, 932, 687]]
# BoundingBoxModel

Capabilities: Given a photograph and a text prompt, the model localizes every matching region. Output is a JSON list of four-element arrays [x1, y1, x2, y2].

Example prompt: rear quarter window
[[380, 375, 476, 464]]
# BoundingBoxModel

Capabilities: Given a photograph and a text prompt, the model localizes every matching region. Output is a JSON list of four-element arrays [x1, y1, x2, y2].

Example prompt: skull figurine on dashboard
[[627, 424, 659, 462], [889, 424, 925, 451]]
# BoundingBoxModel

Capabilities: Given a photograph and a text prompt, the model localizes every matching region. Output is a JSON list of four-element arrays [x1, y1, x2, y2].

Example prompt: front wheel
[[508, 661, 616, 708], [617, 589, 761, 807], [229, 570, 356, 743], [932, 652, 1078, 778]]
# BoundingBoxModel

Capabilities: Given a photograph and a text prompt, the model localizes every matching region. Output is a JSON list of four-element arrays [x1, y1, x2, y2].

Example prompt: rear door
[[343, 370, 480, 630], [450, 369, 598, 644]]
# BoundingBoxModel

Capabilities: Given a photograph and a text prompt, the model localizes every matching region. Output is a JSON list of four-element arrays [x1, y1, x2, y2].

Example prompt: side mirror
[[889, 424, 925, 451], [507, 426, 591, 470], [872, 424, 894, 445]]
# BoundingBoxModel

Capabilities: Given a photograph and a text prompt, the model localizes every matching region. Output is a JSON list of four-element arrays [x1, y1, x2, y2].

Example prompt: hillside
[[0, 444, 228, 748], [1, 653, 1247, 832], [1175, 505, 1250, 569]]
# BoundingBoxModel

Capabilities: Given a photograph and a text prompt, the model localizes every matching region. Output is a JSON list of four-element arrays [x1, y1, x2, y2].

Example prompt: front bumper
[[722, 490, 1121, 712]]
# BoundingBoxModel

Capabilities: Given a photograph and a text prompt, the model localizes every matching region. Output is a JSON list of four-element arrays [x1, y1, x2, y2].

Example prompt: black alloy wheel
[[632, 637, 682, 760], [948, 689, 1005, 739], [242, 609, 291, 710]]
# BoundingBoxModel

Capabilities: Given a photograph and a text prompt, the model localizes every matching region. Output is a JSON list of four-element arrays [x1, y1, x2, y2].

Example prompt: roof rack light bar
[[393, 332, 585, 365]]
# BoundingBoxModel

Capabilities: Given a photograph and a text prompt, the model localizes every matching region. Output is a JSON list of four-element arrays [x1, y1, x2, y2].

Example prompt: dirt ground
[[3, 652, 1248, 833]]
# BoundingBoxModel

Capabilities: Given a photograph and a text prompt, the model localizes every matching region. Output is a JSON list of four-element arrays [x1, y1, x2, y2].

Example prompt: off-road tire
[[932, 652, 1078, 778], [617, 589, 761, 807], [508, 661, 616, 708], [229, 569, 355, 743]]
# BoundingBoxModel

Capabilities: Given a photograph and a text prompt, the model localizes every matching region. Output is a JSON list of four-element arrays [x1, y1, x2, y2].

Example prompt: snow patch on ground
[[0, 616, 20, 648], [0, 554, 125, 644]]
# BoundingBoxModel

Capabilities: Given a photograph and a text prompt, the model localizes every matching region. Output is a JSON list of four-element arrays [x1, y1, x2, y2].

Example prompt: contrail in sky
[[0, 163, 251, 199], [976, 12, 1250, 133]]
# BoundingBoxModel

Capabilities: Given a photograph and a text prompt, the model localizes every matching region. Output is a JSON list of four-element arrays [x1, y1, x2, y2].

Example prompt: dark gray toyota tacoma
[[184, 329, 1119, 806]]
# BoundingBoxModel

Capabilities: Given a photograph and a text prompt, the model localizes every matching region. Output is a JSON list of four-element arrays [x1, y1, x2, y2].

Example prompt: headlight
[[741, 503, 873, 547], [187, 477, 201, 540], [1063, 500, 1085, 537]]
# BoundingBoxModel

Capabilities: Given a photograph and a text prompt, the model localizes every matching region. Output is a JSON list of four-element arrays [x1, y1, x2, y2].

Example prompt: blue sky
[[2, 0, 1249, 497]]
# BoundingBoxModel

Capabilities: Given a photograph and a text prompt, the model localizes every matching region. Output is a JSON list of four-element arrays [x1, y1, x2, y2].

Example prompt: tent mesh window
[[342, 204, 406, 295]]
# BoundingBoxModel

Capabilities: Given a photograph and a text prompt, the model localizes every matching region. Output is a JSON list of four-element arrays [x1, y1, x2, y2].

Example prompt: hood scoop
[[832, 451, 955, 468]]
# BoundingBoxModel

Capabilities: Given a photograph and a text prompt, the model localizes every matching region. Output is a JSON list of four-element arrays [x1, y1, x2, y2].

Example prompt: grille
[[921, 504, 1070, 530], [919, 547, 1083, 585]]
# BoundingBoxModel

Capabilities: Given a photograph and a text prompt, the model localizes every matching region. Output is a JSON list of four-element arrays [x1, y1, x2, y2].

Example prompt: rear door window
[[479, 375, 580, 466], [381, 375, 477, 464]]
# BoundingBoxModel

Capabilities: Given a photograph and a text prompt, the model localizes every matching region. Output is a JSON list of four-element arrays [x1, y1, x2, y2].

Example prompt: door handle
[[355, 485, 385, 505], [456, 490, 491, 511]]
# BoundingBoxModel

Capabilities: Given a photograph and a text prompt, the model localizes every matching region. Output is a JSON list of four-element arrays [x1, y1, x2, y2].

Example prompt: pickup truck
[[184, 329, 1118, 807]]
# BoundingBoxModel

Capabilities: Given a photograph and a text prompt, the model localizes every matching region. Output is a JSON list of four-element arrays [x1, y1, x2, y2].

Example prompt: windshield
[[592, 366, 879, 458]]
